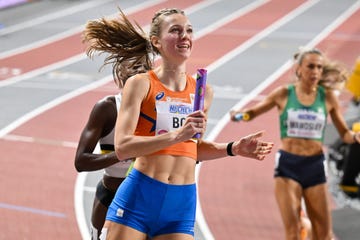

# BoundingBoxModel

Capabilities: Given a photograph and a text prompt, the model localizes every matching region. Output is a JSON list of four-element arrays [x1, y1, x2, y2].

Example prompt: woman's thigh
[[303, 184, 332, 229], [153, 233, 194, 240], [274, 177, 303, 226], [101, 221, 147, 240]]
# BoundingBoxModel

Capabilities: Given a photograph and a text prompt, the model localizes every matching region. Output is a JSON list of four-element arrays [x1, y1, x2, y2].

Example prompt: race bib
[[155, 101, 193, 135], [287, 108, 326, 139]]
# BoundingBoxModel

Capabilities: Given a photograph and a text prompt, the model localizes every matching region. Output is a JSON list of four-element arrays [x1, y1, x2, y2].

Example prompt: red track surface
[[0, 0, 359, 239]]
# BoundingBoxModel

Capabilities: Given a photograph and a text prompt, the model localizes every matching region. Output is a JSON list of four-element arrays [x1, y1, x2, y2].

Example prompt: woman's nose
[[180, 31, 187, 39]]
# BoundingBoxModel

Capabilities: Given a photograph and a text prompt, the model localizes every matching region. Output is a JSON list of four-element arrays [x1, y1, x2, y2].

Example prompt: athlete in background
[[74, 23, 149, 238], [230, 48, 359, 240]]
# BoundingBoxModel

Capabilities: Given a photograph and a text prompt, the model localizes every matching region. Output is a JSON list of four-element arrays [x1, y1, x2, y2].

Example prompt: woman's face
[[298, 53, 324, 85], [153, 13, 193, 61]]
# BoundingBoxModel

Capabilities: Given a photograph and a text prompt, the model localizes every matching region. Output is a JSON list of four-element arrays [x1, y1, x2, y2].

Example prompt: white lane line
[[0, 0, 166, 58], [195, 0, 269, 39], [0, 52, 88, 88], [0, 0, 115, 36], [83, 186, 96, 193], [0, 202, 66, 218], [0, 0, 267, 88], [0, 27, 85, 59], [74, 172, 91, 240], [204, 0, 321, 76], [0, 0, 269, 88], [2, 134, 78, 148]]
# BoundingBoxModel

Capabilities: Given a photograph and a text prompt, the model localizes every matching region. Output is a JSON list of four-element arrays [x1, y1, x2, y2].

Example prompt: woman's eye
[[308, 64, 322, 70], [170, 28, 180, 33]]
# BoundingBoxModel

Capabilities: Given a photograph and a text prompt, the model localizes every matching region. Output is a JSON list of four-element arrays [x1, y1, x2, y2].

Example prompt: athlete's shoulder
[[122, 72, 151, 103], [96, 95, 116, 110], [271, 84, 289, 98], [86, 95, 117, 134], [125, 71, 150, 86]]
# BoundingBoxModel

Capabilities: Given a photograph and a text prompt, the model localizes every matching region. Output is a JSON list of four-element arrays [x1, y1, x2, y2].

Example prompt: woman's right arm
[[74, 97, 119, 172], [114, 75, 207, 160], [230, 86, 287, 121]]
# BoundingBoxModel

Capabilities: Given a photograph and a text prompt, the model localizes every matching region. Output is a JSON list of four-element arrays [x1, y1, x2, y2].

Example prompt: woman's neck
[[297, 81, 317, 95], [160, 61, 186, 74], [154, 65, 187, 91]]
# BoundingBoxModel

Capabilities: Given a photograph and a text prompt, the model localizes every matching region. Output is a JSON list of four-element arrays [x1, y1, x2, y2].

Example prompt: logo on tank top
[[156, 92, 165, 100], [169, 104, 192, 114]]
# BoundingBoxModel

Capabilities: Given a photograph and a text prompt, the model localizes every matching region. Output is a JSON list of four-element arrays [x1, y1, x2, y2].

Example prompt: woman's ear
[[151, 36, 161, 50]]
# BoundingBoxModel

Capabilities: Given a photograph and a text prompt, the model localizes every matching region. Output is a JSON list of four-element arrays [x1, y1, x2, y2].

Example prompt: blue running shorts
[[106, 168, 196, 238]]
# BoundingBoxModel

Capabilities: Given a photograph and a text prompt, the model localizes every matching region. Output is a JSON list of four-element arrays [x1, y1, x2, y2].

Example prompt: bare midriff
[[281, 137, 323, 156], [134, 155, 197, 185]]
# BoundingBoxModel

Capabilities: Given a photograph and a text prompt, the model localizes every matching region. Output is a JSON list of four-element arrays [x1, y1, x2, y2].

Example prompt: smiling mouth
[[177, 44, 190, 49]]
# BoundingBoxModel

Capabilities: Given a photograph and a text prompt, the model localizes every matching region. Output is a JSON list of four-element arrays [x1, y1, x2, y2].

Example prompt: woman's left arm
[[197, 131, 274, 161], [327, 90, 360, 143]]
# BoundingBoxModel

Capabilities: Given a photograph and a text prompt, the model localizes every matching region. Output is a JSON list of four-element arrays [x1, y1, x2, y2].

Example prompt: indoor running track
[[0, 0, 359, 239]]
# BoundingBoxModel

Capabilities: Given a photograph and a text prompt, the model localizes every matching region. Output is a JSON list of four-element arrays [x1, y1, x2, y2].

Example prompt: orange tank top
[[134, 70, 197, 159]]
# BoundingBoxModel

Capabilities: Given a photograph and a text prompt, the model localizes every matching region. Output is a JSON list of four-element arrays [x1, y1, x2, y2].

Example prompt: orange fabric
[[134, 70, 197, 160]]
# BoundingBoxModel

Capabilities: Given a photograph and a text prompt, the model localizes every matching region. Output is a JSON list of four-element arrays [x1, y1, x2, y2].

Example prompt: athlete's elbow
[[115, 134, 134, 159], [74, 160, 86, 172], [115, 146, 123, 161], [115, 141, 133, 160]]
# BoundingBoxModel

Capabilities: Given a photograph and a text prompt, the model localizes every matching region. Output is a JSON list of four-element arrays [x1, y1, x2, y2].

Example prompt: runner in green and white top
[[230, 48, 360, 240], [280, 84, 327, 142]]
